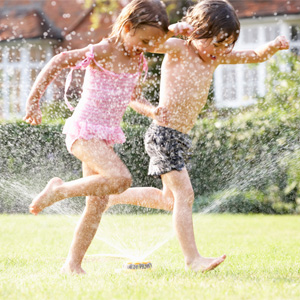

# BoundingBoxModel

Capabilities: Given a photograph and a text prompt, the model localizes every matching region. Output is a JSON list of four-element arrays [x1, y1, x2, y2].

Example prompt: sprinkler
[[123, 261, 152, 270]]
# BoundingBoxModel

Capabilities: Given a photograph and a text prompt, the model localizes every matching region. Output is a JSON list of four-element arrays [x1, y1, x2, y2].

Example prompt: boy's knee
[[185, 189, 195, 207]]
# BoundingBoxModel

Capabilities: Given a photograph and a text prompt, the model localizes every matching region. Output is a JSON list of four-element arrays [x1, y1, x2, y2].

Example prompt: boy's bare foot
[[29, 177, 64, 215], [61, 262, 86, 275], [186, 254, 226, 273]]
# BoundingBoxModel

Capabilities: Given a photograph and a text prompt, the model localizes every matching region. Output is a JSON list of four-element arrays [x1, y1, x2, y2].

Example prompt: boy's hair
[[109, 0, 169, 42], [182, 0, 240, 45]]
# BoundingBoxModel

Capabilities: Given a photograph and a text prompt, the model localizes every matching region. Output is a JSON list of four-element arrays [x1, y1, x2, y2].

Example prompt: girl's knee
[[116, 174, 132, 193], [104, 173, 132, 195]]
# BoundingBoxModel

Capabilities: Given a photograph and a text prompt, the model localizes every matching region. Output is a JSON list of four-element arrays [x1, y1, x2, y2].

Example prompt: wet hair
[[182, 0, 240, 46], [109, 0, 169, 42]]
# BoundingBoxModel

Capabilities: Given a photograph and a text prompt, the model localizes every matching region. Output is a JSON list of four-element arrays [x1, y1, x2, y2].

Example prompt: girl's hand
[[168, 22, 194, 36], [23, 103, 42, 125], [154, 106, 169, 125], [273, 36, 289, 50]]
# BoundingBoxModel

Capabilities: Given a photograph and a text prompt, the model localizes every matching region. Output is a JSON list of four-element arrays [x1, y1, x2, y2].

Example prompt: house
[[0, 0, 299, 119], [0, 0, 121, 119]]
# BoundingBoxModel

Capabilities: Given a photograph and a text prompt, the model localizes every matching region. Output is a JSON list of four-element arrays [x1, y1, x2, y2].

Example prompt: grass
[[1, 213, 300, 300]]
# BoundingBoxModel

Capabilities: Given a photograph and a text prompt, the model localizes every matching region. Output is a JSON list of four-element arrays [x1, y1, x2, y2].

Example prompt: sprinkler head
[[123, 261, 152, 270]]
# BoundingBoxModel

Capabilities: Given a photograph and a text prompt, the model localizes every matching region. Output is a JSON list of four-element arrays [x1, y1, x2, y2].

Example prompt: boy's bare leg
[[108, 184, 174, 211], [61, 163, 108, 275], [29, 139, 131, 215], [162, 168, 226, 272]]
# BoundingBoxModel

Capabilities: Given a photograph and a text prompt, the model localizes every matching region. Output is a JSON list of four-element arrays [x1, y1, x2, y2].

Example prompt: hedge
[[1, 104, 300, 214]]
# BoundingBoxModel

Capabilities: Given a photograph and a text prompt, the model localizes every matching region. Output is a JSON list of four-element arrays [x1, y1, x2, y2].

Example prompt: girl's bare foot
[[61, 262, 86, 275], [186, 254, 226, 273], [29, 177, 64, 215]]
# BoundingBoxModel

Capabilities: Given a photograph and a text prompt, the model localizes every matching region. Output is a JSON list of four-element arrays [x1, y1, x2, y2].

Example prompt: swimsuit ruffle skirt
[[62, 44, 148, 153]]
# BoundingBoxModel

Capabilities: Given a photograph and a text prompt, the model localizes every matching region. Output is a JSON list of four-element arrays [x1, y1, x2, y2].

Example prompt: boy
[[108, 0, 289, 272]]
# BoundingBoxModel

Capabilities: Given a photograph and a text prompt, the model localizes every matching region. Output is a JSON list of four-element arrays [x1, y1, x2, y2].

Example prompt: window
[[290, 25, 300, 55], [0, 41, 53, 119], [264, 25, 280, 41], [8, 47, 21, 63], [243, 66, 258, 101], [242, 27, 259, 43], [222, 67, 237, 101]]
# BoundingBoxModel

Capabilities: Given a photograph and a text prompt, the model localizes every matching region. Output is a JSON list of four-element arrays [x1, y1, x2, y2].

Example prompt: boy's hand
[[273, 36, 289, 50], [154, 106, 169, 125], [23, 103, 42, 125], [168, 22, 194, 36]]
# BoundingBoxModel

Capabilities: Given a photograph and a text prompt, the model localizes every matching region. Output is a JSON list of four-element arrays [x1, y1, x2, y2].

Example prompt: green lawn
[[1, 213, 300, 300]]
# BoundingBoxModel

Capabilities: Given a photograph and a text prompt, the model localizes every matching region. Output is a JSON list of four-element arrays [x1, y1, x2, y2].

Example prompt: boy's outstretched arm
[[223, 36, 290, 65], [254, 36, 289, 61]]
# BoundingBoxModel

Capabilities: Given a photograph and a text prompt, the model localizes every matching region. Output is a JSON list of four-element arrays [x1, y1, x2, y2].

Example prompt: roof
[[0, 0, 299, 44], [0, 0, 114, 48], [0, 8, 63, 42], [230, 0, 300, 19]]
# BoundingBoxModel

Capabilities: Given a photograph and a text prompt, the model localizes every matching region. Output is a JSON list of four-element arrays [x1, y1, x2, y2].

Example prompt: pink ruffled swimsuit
[[62, 44, 148, 153]]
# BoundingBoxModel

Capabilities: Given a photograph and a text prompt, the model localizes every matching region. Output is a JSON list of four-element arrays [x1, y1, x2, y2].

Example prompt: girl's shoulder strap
[[64, 43, 114, 111], [89, 43, 111, 73], [64, 44, 96, 111]]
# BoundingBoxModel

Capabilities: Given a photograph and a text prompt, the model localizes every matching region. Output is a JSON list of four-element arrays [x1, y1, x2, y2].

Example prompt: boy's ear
[[124, 21, 133, 33]]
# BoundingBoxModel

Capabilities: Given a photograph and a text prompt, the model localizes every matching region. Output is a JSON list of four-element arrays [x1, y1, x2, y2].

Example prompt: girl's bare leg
[[107, 183, 174, 211], [29, 138, 132, 215], [61, 163, 107, 275], [162, 168, 226, 272]]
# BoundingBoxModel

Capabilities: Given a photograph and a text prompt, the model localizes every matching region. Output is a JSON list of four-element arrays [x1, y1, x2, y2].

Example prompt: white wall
[[0, 40, 54, 120]]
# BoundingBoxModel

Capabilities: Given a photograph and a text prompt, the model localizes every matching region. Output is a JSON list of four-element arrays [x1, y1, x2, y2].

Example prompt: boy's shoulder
[[166, 37, 187, 47]]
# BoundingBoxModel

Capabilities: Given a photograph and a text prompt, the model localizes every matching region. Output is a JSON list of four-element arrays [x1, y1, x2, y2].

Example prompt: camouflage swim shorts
[[144, 122, 193, 177]]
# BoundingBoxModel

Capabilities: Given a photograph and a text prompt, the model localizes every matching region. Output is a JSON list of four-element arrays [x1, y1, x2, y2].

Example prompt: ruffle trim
[[63, 118, 126, 144]]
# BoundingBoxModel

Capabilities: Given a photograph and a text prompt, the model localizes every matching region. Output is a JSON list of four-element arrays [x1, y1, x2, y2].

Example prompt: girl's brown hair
[[182, 0, 240, 45], [109, 0, 169, 42]]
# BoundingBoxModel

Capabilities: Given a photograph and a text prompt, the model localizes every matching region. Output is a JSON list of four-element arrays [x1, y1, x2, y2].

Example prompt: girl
[[24, 0, 169, 274]]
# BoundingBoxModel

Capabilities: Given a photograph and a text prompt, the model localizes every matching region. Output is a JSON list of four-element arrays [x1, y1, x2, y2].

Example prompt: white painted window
[[0, 40, 53, 120], [214, 18, 300, 108]]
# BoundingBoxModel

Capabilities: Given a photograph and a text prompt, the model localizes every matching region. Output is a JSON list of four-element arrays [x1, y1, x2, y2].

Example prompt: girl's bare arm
[[221, 36, 289, 65], [24, 42, 110, 125], [27, 47, 90, 104]]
